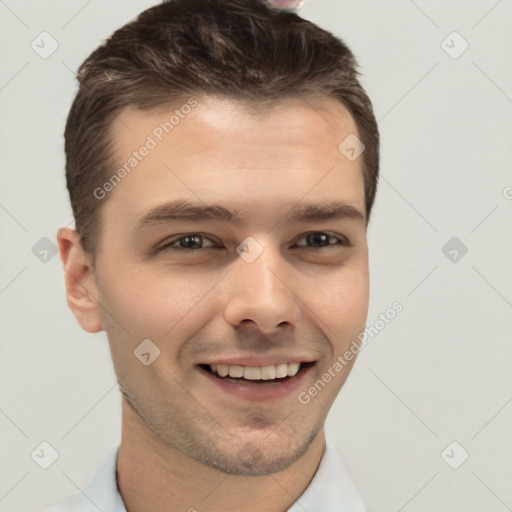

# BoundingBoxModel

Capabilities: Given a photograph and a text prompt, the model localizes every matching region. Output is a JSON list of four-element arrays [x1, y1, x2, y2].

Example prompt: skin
[[57, 94, 369, 512]]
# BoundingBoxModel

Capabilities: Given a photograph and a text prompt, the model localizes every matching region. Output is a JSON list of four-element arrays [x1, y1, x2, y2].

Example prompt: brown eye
[[158, 234, 218, 251], [294, 232, 348, 249]]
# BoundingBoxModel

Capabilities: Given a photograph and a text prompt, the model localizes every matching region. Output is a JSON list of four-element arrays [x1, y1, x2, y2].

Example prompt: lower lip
[[198, 364, 315, 402]]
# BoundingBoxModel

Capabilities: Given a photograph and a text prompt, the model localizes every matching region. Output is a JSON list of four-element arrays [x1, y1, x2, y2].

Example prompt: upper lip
[[198, 356, 317, 366]]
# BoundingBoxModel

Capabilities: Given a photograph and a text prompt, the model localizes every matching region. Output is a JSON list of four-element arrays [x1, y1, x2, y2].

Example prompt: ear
[[57, 228, 103, 333]]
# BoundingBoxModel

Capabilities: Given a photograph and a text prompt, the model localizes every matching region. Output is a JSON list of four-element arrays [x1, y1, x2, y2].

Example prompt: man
[[43, 0, 379, 510]]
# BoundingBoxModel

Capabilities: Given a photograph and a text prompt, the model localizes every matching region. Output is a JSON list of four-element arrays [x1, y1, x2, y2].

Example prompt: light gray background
[[1, 1, 511, 511]]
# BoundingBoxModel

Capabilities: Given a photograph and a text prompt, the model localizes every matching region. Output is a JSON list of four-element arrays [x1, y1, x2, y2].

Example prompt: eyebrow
[[136, 198, 366, 231]]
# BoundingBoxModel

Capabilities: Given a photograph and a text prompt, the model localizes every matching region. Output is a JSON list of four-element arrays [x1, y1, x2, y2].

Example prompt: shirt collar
[[74, 440, 365, 512], [288, 441, 366, 512]]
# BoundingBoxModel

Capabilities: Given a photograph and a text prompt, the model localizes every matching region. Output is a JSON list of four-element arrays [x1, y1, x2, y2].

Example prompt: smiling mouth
[[198, 362, 315, 383]]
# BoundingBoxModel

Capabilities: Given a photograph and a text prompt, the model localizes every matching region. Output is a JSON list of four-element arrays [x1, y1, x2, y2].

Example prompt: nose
[[223, 241, 301, 335]]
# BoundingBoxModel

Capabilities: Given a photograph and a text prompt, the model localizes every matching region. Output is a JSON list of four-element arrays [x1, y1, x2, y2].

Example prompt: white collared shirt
[[39, 440, 366, 512]]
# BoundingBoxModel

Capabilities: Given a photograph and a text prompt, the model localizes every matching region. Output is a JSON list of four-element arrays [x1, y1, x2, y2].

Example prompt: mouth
[[197, 361, 316, 401], [199, 361, 315, 382]]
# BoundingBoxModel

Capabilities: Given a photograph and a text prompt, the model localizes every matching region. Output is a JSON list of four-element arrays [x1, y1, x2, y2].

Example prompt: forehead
[[103, 95, 365, 227]]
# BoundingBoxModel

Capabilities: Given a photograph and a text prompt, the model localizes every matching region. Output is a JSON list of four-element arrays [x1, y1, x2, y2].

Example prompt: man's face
[[92, 95, 369, 475]]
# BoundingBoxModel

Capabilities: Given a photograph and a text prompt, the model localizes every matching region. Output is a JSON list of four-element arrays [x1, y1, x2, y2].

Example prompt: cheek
[[315, 262, 369, 340], [97, 261, 218, 339], [97, 251, 369, 346]]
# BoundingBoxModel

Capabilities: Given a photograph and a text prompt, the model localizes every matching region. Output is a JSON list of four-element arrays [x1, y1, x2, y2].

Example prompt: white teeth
[[217, 364, 229, 377], [276, 363, 288, 378], [243, 366, 261, 380], [287, 362, 300, 377], [207, 362, 303, 380], [261, 365, 276, 380], [228, 365, 244, 378]]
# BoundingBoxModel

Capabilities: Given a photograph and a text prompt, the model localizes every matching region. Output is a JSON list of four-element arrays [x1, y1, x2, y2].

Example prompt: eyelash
[[156, 232, 350, 252]]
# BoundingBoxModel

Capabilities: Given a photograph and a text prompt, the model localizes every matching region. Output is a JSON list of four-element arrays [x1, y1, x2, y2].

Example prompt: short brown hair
[[65, 0, 379, 255]]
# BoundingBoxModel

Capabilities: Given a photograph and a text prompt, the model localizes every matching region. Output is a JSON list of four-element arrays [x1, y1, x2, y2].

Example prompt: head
[[58, 0, 379, 476]]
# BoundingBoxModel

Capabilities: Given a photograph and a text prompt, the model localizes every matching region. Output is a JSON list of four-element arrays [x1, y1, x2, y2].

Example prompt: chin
[[182, 422, 323, 476]]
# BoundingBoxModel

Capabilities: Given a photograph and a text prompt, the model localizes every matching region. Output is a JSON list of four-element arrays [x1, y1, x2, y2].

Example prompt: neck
[[117, 400, 326, 512]]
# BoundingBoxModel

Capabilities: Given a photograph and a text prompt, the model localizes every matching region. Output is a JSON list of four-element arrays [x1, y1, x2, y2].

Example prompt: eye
[[156, 231, 349, 254], [293, 232, 348, 249], [157, 233, 218, 251]]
